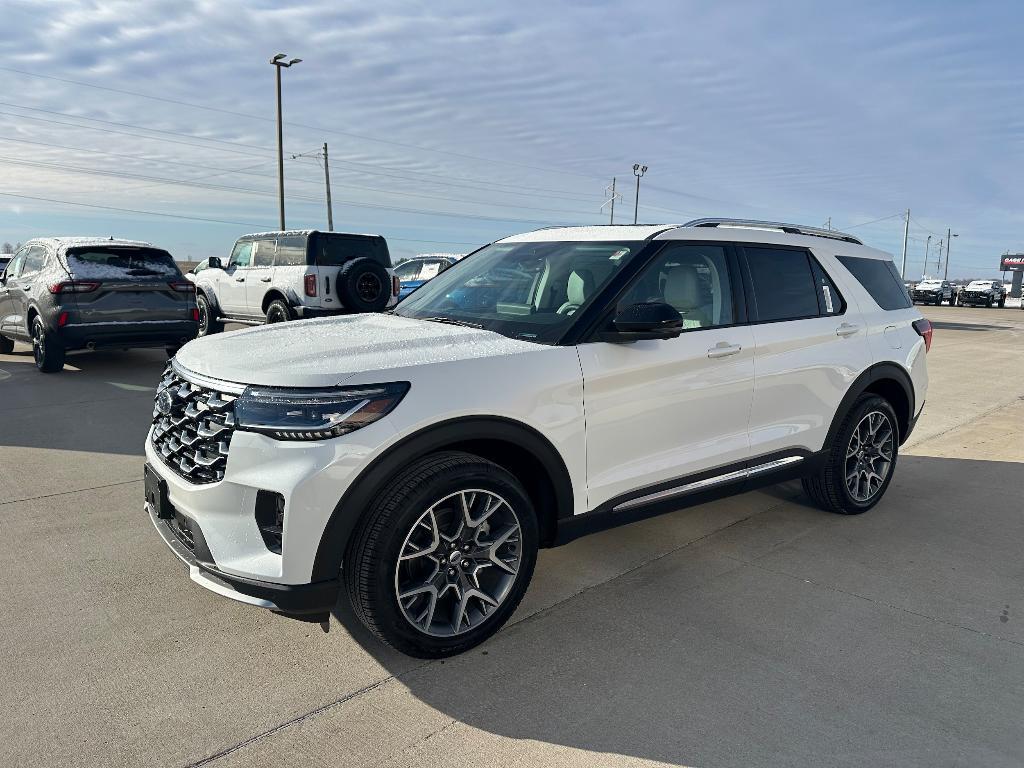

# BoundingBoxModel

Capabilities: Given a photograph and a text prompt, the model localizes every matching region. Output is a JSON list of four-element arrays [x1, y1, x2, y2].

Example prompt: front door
[[578, 241, 755, 510], [246, 237, 277, 315], [220, 241, 254, 315]]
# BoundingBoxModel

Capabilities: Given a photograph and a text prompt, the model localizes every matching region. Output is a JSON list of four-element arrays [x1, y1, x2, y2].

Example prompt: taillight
[[304, 274, 317, 297], [48, 281, 100, 294], [912, 318, 933, 352], [392, 275, 401, 297], [191, 308, 200, 322], [57, 311, 69, 327], [169, 281, 196, 292]]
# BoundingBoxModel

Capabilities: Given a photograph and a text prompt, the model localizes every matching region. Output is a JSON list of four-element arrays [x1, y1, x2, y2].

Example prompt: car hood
[[174, 313, 542, 387]]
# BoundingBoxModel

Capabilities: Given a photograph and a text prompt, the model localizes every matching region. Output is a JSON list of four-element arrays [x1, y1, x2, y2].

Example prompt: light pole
[[632, 164, 647, 224], [270, 53, 302, 230], [923, 235, 931, 278], [943, 229, 958, 280]]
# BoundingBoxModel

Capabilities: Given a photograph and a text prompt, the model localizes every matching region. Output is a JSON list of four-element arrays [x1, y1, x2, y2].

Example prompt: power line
[[840, 213, 904, 230], [0, 191, 483, 246]]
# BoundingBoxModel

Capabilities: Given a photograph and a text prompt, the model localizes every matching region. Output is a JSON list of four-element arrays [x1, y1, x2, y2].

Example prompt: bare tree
[[1, 242, 13, 254]]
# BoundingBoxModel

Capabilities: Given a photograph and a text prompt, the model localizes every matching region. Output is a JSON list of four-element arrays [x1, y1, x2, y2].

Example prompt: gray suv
[[0, 237, 198, 372]]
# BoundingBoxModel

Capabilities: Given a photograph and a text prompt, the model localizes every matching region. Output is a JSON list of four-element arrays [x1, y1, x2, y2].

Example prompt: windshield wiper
[[420, 316, 483, 329]]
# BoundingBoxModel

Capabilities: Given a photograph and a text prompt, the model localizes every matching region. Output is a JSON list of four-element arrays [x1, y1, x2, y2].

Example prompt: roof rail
[[682, 218, 863, 245]]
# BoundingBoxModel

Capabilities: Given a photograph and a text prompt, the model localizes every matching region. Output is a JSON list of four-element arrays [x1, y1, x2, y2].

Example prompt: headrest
[[566, 269, 594, 306], [663, 265, 702, 310]]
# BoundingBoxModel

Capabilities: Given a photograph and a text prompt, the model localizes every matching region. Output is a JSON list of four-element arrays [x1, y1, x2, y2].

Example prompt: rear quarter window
[[314, 234, 392, 268], [836, 256, 911, 310], [66, 247, 181, 280]]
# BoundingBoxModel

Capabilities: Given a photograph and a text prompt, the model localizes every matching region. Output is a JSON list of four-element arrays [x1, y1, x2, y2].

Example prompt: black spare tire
[[337, 258, 391, 313]]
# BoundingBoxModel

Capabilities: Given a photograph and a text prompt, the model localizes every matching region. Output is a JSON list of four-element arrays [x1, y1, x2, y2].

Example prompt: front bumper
[[146, 463, 339, 616]]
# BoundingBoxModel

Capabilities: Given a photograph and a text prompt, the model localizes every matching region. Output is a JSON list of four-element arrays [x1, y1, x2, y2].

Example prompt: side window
[[744, 247, 820, 322], [394, 261, 422, 280], [253, 238, 276, 267], [275, 236, 306, 267], [6, 250, 27, 278], [21, 246, 46, 276], [836, 256, 912, 311], [229, 241, 253, 268], [617, 244, 735, 329], [812, 261, 845, 316]]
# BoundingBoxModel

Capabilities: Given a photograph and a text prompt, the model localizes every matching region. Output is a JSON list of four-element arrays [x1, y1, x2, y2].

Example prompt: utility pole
[[935, 239, 943, 275], [270, 53, 302, 230], [601, 177, 622, 224], [826, 217, 831, 231], [943, 228, 957, 280], [632, 164, 647, 224], [923, 235, 932, 278], [900, 209, 910, 278], [322, 142, 334, 231]]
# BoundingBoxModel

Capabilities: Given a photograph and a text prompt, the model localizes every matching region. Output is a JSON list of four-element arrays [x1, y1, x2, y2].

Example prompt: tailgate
[[71, 277, 194, 324]]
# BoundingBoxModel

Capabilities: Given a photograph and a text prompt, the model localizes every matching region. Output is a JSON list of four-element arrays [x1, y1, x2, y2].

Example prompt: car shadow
[[321, 454, 1024, 767], [928, 320, 1015, 332]]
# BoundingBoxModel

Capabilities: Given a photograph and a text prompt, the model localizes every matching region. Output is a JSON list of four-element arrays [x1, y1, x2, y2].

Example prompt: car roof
[[499, 221, 893, 261], [238, 229, 384, 240]]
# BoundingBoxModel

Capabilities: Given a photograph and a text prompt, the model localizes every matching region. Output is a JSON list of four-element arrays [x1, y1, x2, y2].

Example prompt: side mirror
[[208, 257, 223, 270], [600, 302, 684, 342]]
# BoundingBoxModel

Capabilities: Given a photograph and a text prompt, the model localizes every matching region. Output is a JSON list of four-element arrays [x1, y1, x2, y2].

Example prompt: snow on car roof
[[499, 225, 679, 243], [238, 229, 384, 239], [28, 236, 155, 254]]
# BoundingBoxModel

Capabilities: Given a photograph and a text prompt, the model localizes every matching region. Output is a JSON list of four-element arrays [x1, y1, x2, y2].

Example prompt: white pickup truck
[[190, 230, 399, 335]]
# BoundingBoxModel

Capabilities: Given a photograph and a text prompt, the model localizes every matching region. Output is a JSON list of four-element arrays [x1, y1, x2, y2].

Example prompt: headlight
[[234, 382, 409, 440]]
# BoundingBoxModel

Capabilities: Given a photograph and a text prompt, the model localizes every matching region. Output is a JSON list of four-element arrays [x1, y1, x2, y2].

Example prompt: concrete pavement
[[1, 305, 1023, 767]]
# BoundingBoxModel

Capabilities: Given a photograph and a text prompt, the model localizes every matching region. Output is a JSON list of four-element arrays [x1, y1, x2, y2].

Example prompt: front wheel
[[802, 394, 899, 515], [345, 451, 538, 657], [196, 293, 223, 337], [998, 295, 1006, 308], [0, 334, 13, 354], [31, 317, 65, 373]]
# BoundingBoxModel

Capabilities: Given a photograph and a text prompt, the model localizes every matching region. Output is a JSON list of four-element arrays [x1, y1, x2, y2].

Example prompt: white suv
[[193, 230, 399, 334], [145, 219, 931, 657]]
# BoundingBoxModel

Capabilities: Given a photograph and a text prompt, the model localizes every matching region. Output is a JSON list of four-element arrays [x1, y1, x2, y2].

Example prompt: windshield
[[66, 247, 181, 279], [966, 281, 992, 289], [394, 240, 642, 343], [918, 280, 941, 287]]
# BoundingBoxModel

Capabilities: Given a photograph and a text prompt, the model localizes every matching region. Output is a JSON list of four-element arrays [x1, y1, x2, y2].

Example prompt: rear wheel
[[265, 298, 292, 324], [802, 394, 899, 515], [345, 451, 538, 657], [0, 335, 13, 354], [31, 317, 65, 373], [197, 293, 223, 336]]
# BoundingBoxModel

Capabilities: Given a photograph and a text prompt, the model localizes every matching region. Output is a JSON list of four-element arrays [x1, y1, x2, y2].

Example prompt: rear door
[[65, 246, 194, 325], [246, 237, 277, 314], [740, 244, 870, 458]]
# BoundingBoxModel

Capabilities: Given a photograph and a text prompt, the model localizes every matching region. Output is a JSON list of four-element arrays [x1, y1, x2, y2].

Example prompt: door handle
[[836, 323, 860, 337], [235, 276, 245, 282], [707, 341, 742, 359], [260, 277, 271, 282]]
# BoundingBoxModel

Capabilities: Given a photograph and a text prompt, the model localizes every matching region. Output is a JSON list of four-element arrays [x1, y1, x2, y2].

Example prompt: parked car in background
[[0, 254, 11, 274], [958, 280, 1007, 307], [911, 278, 954, 305], [146, 218, 929, 657], [0, 238, 198, 372], [184, 258, 212, 283], [192, 230, 399, 335], [395, 255, 460, 299]]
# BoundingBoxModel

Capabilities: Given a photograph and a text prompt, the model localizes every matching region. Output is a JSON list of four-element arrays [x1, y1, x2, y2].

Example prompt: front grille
[[150, 363, 238, 484]]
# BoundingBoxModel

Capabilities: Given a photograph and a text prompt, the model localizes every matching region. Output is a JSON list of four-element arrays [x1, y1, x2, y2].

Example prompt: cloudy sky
[[1, 0, 1022, 277]]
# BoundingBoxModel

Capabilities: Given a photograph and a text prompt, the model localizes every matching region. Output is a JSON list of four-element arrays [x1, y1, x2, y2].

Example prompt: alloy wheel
[[845, 410, 895, 502], [267, 304, 287, 323], [356, 272, 383, 303], [394, 489, 522, 637], [32, 322, 44, 367], [198, 301, 209, 335]]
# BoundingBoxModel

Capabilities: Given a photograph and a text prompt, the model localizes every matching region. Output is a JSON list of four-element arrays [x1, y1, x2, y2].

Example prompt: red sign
[[1000, 254, 1024, 271]]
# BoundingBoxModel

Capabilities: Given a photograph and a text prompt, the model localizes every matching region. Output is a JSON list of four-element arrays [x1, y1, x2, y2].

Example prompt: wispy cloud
[[0, 0, 1021, 274]]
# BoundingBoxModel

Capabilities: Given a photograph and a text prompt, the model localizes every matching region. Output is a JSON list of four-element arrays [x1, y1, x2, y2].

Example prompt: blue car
[[395, 255, 460, 300]]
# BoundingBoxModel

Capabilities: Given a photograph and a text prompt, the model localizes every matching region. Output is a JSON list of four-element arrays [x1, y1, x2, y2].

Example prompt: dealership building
[[1002, 254, 1024, 298]]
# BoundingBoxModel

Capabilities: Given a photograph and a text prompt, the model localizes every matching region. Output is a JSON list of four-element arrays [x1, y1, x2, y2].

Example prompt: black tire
[[265, 298, 293, 324], [934, 293, 942, 306], [197, 293, 223, 336], [345, 451, 539, 658], [986, 296, 993, 307], [0, 334, 13, 354], [998, 295, 1005, 308], [802, 394, 899, 515], [31, 316, 65, 373], [337, 258, 391, 313]]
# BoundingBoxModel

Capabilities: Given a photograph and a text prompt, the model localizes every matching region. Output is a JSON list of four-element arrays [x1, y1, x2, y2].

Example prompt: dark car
[[911, 279, 954, 305], [394, 255, 460, 300], [0, 237, 198, 372], [958, 280, 1007, 308]]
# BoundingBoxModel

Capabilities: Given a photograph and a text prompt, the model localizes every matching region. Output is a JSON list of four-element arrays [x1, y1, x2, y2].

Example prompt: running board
[[612, 456, 804, 513]]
